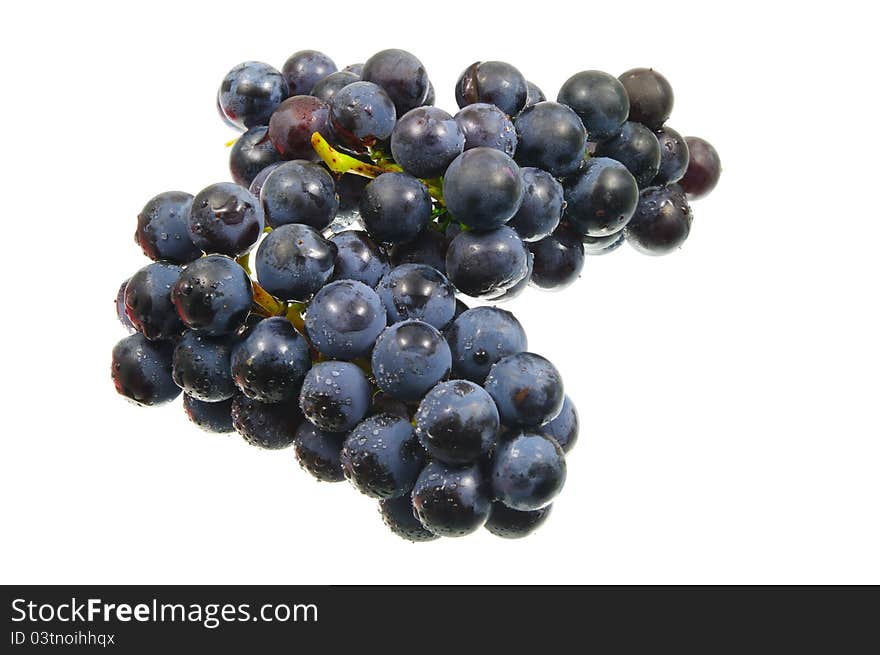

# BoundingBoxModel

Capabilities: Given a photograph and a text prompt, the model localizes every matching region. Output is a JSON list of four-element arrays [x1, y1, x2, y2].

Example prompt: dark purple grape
[[218, 61, 289, 130], [229, 126, 282, 187], [282, 50, 337, 96], [619, 67, 674, 130], [111, 333, 180, 406], [268, 95, 330, 161], [679, 136, 721, 199], [455, 61, 527, 116], [135, 191, 201, 264], [361, 49, 430, 115]]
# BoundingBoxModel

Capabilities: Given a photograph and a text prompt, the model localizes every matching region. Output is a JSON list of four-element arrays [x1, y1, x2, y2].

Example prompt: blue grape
[[514, 101, 587, 177], [218, 61, 289, 130], [172, 330, 236, 402], [491, 431, 566, 511], [412, 460, 491, 537], [444, 306, 527, 384], [443, 148, 523, 231], [624, 184, 692, 255], [371, 320, 451, 402], [507, 167, 564, 242], [528, 225, 585, 290], [255, 224, 336, 301], [172, 255, 253, 336], [183, 395, 234, 434], [231, 395, 302, 450], [563, 157, 639, 237], [304, 280, 387, 359], [542, 395, 578, 453], [340, 413, 425, 498], [361, 49, 430, 115], [294, 422, 346, 482], [188, 182, 264, 257], [389, 227, 448, 273], [329, 230, 390, 286], [390, 107, 465, 179], [299, 361, 371, 433], [455, 61, 527, 116], [282, 50, 337, 96], [445, 226, 529, 298], [359, 172, 432, 243], [414, 380, 500, 464], [454, 103, 517, 157], [484, 352, 564, 427], [485, 502, 552, 539], [619, 67, 674, 131], [329, 81, 397, 149], [231, 317, 311, 403], [229, 126, 282, 187], [111, 333, 180, 406], [135, 191, 201, 264], [379, 497, 439, 542], [594, 121, 662, 188], [310, 70, 360, 103], [268, 95, 330, 161], [557, 70, 629, 142], [260, 160, 339, 230], [652, 126, 690, 185], [376, 264, 455, 330], [124, 262, 183, 340]]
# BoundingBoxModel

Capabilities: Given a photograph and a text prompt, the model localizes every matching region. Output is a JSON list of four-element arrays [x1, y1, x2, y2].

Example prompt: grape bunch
[[112, 48, 721, 541]]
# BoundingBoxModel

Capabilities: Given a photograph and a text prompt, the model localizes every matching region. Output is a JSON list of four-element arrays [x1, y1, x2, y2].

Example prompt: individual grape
[[299, 361, 371, 433], [282, 50, 337, 96], [618, 67, 674, 130], [259, 160, 339, 230], [116, 279, 136, 333], [376, 264, 456, 330], [254, 221, 336, 304], [247, 161, 284, 199], [124, 262, 184, 340], [390, 107, 465, 179], [361, 49, 430, 115], [172, 330, 236, 402], [218, 61, 289, 130], [485, 502, 552, 539], [229, 126, 283, 187], [445, 306, 527, 384], [445, 226, 530, 298], [594, 121, 662, 188], [563, 157, 639, 237], [359, 173, 432, 243], [343, 63, 364, 76], [329, 230, 390, 286], [294, 422, 346, 482], [443, 148, 524, 231], [231, 395, 302, 450], [415, 380, 500, 464], [371, 320, 452, 402], [188, 182, 264, 257], [268, 95, 330, 161], [329, 81, 397, 149], [389, 227, 447, 274], [514, 101, 587, 177], [484, 352, 564, 427], [453, 103, 516, 157], [652, 126, 689, 185], [507, 167, 564, 242], [542, 395, 578, 453], [378, 497, 439, 542], [524, 81, 546, 107], [679, 136, 721, 199], [412, 461, 491, 537], [340, 413, 425, 498], [455, 61, 528, 116], [491, 431, 566, 510], [625, 184, 693, 255], [231, 317, 311, 403], [135, 191, 201, 264], [304, 280, 386, 359], [310, 70, 360, 104], [528, 225, 585, 290], [582, 231, 625, 255], [172, 255, 253, 336], [183, 395, 234, 434], [557, 70, 629, 142], [111, 333, 180, 406]]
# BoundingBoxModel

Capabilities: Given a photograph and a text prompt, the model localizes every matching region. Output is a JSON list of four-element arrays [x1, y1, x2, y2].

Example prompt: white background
[[1, 1, 877, 585]]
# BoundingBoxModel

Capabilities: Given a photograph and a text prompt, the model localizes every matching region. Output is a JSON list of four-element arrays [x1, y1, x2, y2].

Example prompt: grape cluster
[[113, 48, 720, 541]]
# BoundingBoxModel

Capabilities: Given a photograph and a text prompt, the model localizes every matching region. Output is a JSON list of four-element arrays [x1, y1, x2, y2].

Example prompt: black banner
[[1, 586, 876, 652]]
